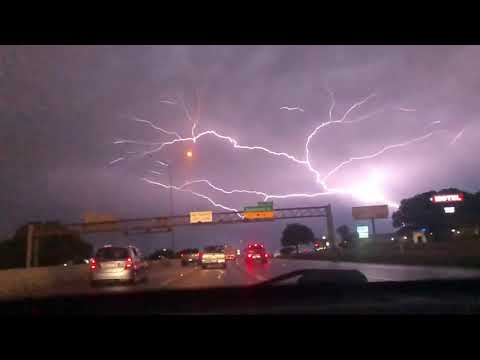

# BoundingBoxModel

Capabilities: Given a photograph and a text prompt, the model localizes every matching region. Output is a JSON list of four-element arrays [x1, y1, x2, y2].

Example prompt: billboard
[[243, 210, 274, 220], [430, 193, 464, 203], [190, 211, 213, 224], [83, 212, 121, 232], [352, 205, 389, 220]]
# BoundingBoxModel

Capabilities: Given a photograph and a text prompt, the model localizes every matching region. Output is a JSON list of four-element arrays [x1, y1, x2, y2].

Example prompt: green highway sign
[[244, 201, 274, 213], [257, 201, 273, 208], [244, 206, 272, 212]]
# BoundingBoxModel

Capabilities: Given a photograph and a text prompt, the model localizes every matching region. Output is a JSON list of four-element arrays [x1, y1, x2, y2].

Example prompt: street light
[[161, 150, 194, 252]]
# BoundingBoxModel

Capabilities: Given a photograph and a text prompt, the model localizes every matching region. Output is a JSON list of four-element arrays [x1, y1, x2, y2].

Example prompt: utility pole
[[371, 217, 377, 242], [168, 165, 175, 252], [325, 204, 336, 249]]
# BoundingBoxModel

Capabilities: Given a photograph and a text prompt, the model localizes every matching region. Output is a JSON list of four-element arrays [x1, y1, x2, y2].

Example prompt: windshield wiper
[[254, 269, 368, 287]]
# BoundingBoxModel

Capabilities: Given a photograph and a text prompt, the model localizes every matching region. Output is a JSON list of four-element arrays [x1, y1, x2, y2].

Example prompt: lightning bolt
[[179, 179, 268, 198], [280, 106, 305, 112], [396, 107, 416, 112], [159, 100, 177, 105], [137, 130, 307, 165], [142, 178, 240, 214], [131, 117, 182, 139], [109, 157, 125, 165], [450, 128, 465, 145], [320, 131, 442, 184], [114, 89, 445, 215], [155, 160, 169, 167], [305, 93, 377, 183]]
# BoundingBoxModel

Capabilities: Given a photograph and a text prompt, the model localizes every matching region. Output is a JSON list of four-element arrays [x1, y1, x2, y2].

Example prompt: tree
[[279, 247, 295, 256], [0, 222, 93, 269], [280, 223, 315, 255], [392, 188, 480, 242], [336, 224, 358, 248]]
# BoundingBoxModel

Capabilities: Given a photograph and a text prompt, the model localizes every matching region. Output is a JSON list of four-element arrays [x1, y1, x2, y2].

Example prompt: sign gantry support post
[[25, 223, 34, 269]]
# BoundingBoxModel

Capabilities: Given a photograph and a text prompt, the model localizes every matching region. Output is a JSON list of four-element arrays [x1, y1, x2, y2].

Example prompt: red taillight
[[264, 253, 268, 258], [90, 258, 98, 270], [125, 257, 133, 269], [247, 253, 252, 258]]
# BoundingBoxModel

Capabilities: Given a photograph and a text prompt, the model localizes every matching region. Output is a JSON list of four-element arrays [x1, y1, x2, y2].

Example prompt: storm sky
[[1, 45, 479, 253]]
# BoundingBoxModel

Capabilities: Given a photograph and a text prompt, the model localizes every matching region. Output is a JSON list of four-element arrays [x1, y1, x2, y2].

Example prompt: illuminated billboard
[[430, 193, 464, 203], [444, 206, 455, 214], [356, 225, 369, 239]]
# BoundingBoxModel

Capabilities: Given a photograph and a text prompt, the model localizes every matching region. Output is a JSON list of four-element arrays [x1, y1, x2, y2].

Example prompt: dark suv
[[181, 248, 200, 266]]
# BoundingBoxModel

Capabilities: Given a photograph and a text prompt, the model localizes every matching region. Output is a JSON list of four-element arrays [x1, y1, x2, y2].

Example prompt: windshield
[[2, 45, 480, 312], [182, 249, 199, 255], [96, 247, 129, 261], [204, 246, 224, 253]]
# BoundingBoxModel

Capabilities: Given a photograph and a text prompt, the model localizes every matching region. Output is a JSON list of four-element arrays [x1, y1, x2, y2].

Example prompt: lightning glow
[[320, 131, 440, 183]]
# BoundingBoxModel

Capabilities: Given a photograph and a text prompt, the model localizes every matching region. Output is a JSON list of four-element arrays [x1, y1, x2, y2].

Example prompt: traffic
[[88, 243, 271, 287]]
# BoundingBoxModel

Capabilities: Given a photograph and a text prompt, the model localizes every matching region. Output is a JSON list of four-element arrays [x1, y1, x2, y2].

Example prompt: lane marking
[[231, 262, 268, 282], [159, 267, 198, 287]]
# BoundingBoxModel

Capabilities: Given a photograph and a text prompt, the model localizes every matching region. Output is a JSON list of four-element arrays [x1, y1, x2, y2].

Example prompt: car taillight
[[125, 257, 133, 269], [90, 258, 98, 270], [264, 253, 268, 258], [247, 253, 252, 258]]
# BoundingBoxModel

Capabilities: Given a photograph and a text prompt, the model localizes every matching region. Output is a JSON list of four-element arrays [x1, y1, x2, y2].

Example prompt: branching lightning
[[113, 88, 445, 213], [142, 178, 240, 214]]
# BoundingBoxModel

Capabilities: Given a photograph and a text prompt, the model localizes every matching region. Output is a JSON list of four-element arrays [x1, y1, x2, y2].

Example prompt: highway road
[[28, 258, 480, 299]]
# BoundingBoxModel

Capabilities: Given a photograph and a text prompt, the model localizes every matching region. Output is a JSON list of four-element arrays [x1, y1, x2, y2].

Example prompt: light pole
[[162, 150, 193, 252], [167, 163, 175, 252]]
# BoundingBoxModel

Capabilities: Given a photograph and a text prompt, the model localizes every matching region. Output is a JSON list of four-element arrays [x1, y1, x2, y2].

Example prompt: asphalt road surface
[[36, 258, 480, 299]]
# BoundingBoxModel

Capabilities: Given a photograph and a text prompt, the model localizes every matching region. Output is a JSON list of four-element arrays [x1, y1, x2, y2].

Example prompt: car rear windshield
[[96, 247, 129, 261], [204, 246, 224, 253], [183, 249, 199, 254]]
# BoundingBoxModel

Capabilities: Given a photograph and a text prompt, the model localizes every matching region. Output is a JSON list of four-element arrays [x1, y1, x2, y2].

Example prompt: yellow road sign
[[190, 211, 213, 224], [243, 210, 274, 220]]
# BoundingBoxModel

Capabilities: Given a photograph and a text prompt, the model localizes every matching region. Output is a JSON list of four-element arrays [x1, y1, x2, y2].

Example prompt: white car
[[200, 246, 226, 269]]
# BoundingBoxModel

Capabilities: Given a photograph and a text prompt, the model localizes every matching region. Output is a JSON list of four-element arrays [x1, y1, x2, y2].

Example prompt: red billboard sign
[[352, 205, 389, 220], [430, 193, 464, 203]]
